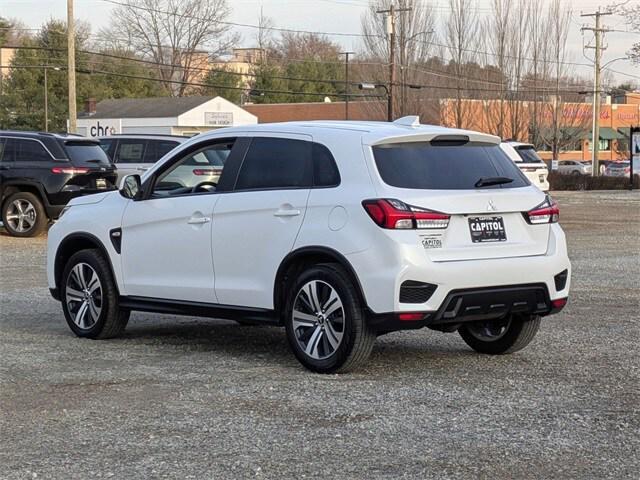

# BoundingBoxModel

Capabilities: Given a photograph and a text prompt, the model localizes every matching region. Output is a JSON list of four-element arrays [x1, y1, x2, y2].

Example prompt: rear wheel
[[1, 192, 48, 237], [284, 264, 375, 373], [458, 314, 540, 354], [61, 249, 129, 339]]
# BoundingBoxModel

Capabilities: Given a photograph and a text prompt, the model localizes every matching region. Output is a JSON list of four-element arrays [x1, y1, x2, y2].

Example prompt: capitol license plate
[[468, 216, 507, 243]]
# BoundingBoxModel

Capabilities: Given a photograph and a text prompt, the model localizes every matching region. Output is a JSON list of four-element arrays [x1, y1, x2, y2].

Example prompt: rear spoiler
[[366, 130, 501, 147]]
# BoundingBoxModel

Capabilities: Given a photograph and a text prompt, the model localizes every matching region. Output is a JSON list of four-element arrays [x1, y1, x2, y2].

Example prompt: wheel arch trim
[[53, 232, 120, 296], [273, 245, 368, 317]]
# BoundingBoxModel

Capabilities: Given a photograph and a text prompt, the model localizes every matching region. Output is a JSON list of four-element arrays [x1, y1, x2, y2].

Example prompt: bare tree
[[445, 0, 479, 128], [536, 0, 588, 158], [484, 0, 514, 138], [505, 0, 530, 140], [100, 0, 237, 96]]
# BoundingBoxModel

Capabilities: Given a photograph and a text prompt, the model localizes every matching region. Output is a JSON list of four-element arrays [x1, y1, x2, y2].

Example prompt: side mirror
[[119, 174, 142, 200]]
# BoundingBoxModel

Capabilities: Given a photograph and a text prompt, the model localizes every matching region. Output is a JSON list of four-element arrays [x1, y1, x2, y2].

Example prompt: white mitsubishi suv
[[47, 118, 571, 373]]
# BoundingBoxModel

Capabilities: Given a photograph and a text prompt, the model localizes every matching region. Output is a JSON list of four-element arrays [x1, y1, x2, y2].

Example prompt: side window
[[152, 139, 235, 196], [144, 140, 179, 163], [0, 138, 6, 162], [115, 140, 147, 164], [235, 137, 312, 191], [313, 143, 340, 187], [12, 139, 51, 162]]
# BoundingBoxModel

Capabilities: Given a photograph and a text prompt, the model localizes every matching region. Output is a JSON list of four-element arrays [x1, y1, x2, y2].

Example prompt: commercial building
[[77, 96, 257, 137]]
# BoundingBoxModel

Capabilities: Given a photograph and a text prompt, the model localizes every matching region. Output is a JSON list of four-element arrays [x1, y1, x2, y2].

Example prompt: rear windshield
[[64, 141, 112, 166], [372, 142, 529, 190], [515, 146, 544, 163]]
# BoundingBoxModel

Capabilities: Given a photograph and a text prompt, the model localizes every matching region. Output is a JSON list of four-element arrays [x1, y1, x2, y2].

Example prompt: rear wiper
[[475, 176, 514, 188]]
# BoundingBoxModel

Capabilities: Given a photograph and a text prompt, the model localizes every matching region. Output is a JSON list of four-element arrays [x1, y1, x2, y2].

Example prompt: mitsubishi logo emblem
[[487, 199, 497, 211]]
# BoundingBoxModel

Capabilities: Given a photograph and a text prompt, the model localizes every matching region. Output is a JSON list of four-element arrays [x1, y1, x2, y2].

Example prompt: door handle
[[136, 167, 148, 172], [187, 216, 211, 225], [0, 165, 9, 170], [274, 209, 301, 217]]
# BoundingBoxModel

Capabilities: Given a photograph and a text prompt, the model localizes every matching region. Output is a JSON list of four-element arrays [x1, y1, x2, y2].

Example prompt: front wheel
[[458, 315, 541, 355], [284, 264, 375, 373], [61, 249, 130, 339]]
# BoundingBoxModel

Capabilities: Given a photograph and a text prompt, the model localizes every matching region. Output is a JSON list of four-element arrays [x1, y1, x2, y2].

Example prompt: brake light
[[362, 199, 450, 229], [51, 166, 90, 175], [397, 312, 426, 321], [524, 195, 559, 224], [193, 168, 222, 176]]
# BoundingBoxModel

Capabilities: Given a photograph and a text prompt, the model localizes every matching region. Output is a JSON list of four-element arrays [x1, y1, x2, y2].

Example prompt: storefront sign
[[205, 112, 233, 126]]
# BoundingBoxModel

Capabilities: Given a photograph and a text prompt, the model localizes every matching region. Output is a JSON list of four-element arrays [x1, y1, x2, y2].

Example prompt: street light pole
[[341, 52, 354, 120]]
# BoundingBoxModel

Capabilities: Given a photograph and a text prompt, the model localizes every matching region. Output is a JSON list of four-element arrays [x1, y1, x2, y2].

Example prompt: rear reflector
[[51, 166, 90, 175], [524, 195, 559, 224], [397, 312, 426, 321], [362, 199, 450, 230], [551, 298, 567, 309]]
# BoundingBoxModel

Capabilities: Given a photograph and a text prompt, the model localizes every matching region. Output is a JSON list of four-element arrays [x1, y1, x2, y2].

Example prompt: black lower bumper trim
[[369, 283, 555, 333]]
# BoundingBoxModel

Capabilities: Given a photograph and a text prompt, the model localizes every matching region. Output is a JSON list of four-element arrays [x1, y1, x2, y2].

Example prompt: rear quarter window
[[372, 141, 529, 190], [515, 146, 544, 164]]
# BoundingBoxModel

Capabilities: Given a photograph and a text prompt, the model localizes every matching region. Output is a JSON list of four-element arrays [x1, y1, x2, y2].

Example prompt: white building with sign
[[77, 96, 257, 137]]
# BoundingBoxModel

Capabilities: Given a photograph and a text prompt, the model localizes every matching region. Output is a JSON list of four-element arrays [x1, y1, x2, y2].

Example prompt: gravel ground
[[1, 190, 639, 479]]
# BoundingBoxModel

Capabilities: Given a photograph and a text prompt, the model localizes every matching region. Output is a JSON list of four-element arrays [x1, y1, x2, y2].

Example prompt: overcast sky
[[1, 0, 637, 86]]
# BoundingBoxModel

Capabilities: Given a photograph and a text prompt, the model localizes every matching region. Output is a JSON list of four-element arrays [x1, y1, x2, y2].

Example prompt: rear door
[[369, 140, 549, 262], [211, 134, 312, 309]]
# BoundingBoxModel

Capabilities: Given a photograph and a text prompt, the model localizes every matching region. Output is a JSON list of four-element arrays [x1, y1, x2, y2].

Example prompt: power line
[[96, 0, 380, 38]]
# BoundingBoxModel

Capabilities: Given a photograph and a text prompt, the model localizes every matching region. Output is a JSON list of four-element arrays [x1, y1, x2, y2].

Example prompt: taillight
[[193, 168, 222, 176], [362, 199, 450, 229], [51, 166, 90, 175], [524, 195, 559, 224]]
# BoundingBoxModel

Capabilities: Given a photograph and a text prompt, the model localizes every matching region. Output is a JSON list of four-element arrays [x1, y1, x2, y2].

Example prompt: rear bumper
[[369, 284, 567, 332], [346, 224, 571, 315]]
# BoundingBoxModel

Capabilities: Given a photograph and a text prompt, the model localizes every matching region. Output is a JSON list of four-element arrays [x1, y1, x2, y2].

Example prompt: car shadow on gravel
[[115, 318, 474, 372]]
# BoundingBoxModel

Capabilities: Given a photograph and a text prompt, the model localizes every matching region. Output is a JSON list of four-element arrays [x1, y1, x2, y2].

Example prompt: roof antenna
[[393, 116, 420, 127]]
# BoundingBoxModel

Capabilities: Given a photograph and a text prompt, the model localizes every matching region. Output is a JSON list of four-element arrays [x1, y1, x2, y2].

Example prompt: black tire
[[1, 192, 48, 237], [458, 314, 541, 355], [61, 249, 129, 339], [284, 263, 375, 373]]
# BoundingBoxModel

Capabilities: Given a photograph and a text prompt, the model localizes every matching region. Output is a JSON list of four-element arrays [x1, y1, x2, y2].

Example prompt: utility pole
[[44, 68, 48, 132], [582, 8, 612, 177], [67, 0, 77, 134], [342, 52, 354, 120], [376, 2, 411, 122]]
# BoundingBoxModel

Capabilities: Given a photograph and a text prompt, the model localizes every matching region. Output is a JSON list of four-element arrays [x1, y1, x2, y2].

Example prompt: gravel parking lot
[[1, 190, 639, 479]]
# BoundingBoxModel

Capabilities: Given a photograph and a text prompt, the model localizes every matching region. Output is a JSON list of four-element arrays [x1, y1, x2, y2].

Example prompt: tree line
[[0, 0, 637, 156]]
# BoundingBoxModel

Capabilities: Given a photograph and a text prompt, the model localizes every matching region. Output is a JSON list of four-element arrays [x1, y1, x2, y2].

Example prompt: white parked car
[[556, 160, 592, 176], [47, 118, 571, 373], [500, 141, 549, 191]]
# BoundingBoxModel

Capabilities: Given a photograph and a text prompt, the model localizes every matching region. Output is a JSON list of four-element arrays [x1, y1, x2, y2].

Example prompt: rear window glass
[[144, 140, 179, 163], [64, 141, 111, 166], [372, 142, 528, 190], [515, 146, 544, 163]]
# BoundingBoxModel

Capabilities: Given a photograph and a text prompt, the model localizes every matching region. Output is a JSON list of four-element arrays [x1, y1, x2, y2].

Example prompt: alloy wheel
[[465, 317, 512, 342], [292, 280, 345, 360], [5, 199, 36, 233], [65, 263, 103, 330]]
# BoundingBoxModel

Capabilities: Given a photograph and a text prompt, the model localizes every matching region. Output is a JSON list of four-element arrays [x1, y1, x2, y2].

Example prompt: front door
[[120, 137, 238, 303]]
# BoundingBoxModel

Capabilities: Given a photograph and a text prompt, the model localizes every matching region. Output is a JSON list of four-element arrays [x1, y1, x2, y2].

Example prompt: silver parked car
[[555, 160, 592, 176], [99, 135, 187, 183]]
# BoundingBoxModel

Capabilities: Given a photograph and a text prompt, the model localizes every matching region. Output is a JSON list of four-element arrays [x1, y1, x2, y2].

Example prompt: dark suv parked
[[0, 131, 117, 237]]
